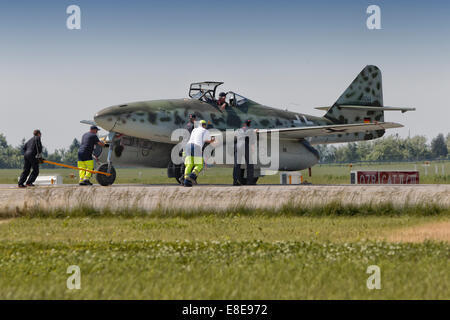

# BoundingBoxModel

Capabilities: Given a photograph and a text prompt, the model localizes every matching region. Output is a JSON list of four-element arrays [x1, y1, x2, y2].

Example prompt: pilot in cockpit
[[218, 92, 228, 111]]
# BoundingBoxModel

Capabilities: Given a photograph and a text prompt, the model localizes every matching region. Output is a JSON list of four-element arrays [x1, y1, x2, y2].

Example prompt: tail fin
[[324, 65, 384, 124]]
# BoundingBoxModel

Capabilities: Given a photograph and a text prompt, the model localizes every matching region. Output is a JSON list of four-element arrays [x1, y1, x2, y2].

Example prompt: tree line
[[315, 133, 449, 163], [0, 132, 449, 169], [0, 134, 81, 169]]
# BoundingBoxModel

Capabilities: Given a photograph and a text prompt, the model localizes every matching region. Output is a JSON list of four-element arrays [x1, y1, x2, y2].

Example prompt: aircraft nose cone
[[94, 106, 119, 131]]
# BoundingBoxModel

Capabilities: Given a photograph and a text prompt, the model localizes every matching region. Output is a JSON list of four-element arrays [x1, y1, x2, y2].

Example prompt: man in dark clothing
[[18, 129, 43, 188], [233, 120, 256, 186], [185, 114, 197, 134], [78, 126, 105, 185]]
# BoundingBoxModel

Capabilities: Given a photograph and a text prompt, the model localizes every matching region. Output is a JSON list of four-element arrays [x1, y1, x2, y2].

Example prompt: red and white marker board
[[350, 170, 419, 184]]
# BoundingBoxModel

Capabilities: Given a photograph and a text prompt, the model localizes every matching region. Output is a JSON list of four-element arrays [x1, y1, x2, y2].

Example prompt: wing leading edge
[[80, 120, 97, 126], [256, 122, 403, 140], [315, 105, 415, 113]]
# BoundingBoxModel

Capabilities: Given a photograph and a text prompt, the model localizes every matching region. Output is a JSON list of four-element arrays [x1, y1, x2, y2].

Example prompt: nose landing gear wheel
[[96, 163, 117, 186], [175, 164, 186, 185]]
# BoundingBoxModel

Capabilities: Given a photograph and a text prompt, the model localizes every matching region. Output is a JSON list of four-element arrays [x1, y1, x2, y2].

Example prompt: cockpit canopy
[[189, 81, 249, 107], [189, 81, 223, 102]]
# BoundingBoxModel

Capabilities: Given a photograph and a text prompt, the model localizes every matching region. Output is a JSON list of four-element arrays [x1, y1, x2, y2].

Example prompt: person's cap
[[90, 125, 100, 131], [200, 120, 207, 125], [219, 92, 226, 97]]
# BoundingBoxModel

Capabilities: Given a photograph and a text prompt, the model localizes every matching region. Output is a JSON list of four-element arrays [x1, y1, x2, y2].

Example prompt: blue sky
[[1, 0, 449, 150]]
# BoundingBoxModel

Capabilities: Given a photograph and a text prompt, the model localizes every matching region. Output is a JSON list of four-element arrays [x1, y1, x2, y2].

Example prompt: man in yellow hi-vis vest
[[183, 120, 214, 187], [78, 126, 105, 185]]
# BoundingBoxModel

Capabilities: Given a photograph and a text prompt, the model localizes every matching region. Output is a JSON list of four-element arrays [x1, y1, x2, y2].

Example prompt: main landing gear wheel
[[168, 161, 185, 185], [175, 164, 185, 185], [238, 169, 258, 185], [175, 173, 185, 185], [96, 163, 117, 186]]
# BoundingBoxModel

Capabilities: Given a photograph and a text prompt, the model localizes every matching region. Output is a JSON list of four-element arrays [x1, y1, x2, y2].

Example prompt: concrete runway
[[0, 184, 448, 214]]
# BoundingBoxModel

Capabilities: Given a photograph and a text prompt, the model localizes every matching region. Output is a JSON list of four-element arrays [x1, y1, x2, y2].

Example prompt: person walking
[[18, 129, 43, 188]]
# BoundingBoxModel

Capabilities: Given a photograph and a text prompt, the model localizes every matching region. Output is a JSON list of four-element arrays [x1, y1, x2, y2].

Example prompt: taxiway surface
[[0, 184, 448, 214]]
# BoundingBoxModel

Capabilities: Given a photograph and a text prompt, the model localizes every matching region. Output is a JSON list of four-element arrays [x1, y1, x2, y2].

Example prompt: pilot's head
[[244, 119, 251, 127], [218, 92, 226, 102], [200, 120, 207, 128], [189, 113, 197, 122]]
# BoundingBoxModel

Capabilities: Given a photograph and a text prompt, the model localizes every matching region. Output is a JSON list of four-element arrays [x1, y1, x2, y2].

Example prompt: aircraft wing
[[80, 120, 97, 126], [256, 122, 403, 140], [315, 105, 415, 113]]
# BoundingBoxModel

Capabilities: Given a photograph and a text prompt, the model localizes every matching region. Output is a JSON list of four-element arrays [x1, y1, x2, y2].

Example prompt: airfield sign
[[351, 170, 419, 184]]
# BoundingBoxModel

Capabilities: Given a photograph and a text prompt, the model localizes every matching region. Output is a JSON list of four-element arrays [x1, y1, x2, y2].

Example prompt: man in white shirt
[[184, 120, 214, 187]]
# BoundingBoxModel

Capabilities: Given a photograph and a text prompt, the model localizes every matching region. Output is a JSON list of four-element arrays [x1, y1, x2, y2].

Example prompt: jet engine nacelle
[[209, 138, 319, 171], [276, 140, 319, 171]]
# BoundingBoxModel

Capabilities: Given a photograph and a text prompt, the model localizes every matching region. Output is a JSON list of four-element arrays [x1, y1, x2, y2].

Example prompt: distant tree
[[0, 135, 23, 168], [404, 135, 431, 161], [431, 133, 448, 159], [64, 151, 78, 166], [356, 141, 372, 161], [347, 143, 359, 162], [325, 145, 337, 163], [63, 138, 80, 166], [42, 146, 49, 158], [69, 138, 80, 153], [316, 144, 336, 163], [41, 148, 64, 168], [18, 138, 26, 155], [0, 134, 8, 149], [335, 142, 361, 162], [446, 133, 450, 158], [366, 136, 407, 161]]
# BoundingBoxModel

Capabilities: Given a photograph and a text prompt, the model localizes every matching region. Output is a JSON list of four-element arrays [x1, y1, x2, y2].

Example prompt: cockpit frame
[[189, 81, 250, 111], [189, 81, 224, 103]]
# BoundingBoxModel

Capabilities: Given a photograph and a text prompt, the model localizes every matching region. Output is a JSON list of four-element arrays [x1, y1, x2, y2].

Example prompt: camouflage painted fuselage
[[94, 98, 383, 146], [93, 97, 384, 171]]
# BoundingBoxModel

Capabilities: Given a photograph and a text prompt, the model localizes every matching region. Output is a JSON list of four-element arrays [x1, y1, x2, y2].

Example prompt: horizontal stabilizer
[[257, 122, 403, 140]]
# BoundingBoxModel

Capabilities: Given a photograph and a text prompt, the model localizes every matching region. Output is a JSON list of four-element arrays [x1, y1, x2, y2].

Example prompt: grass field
[[0, 160, 449, 185], [1, 162, 448, 299], [0, 207, 449, 299]]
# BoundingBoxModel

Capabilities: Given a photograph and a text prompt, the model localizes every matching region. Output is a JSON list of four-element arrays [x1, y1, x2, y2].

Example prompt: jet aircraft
[[85, 65, 414, 186]]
